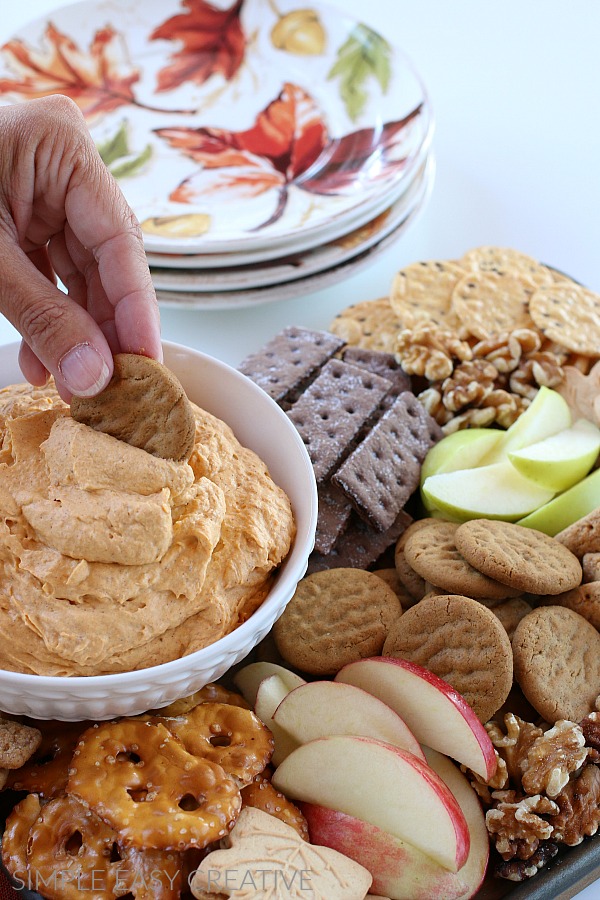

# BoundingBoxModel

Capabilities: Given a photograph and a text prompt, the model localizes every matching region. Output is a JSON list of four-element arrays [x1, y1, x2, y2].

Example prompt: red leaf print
[[0, 24, 139, 121], [155, 83, 328, 180], [298, 103, 425, 194], [151, 0, 246, 92]]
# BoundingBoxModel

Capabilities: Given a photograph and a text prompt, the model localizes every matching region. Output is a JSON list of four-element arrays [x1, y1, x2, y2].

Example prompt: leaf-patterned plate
[[149, 152, 434, 291], [0, 0, 433, 255]]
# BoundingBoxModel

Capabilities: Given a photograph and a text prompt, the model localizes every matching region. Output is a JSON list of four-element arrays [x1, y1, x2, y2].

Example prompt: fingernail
[[58, 343, 110, 397]]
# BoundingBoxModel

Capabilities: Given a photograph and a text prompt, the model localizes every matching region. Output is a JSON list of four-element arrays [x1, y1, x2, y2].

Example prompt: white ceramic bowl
[[0, 341, 317, 720]]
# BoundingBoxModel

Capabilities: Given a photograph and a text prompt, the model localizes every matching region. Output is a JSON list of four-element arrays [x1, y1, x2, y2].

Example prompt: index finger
[[64, 137, 162, 362]]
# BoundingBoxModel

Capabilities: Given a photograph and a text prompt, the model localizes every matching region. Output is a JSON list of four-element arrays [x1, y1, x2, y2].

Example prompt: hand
[[0, 95, 162, 401]]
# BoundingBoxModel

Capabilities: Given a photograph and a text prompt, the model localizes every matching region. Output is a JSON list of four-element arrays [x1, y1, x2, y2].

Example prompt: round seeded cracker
[[451, 270, 538, 339], [389, 260, 468, 332], [529, 283, 600, 356], [328, 297, 406, 353], [459, 246, 555, 287]]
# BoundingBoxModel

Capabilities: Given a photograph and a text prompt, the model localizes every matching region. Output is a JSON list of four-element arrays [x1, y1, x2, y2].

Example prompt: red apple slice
[[272, 680, 425, 761], [272, 735, 470, 872], [423, 747, 490, 899], [301, 803, 470, 899], [335, 657, 496, 780]]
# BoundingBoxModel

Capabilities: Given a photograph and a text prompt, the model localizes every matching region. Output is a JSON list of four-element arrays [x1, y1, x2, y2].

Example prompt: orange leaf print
[[151, 0, 246, 92], [156, 83, 327, 178], [0, 24, 140, 121]]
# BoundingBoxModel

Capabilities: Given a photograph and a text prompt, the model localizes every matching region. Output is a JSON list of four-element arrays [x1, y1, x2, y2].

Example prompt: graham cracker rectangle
[[314, 483, 353, 555], [342, 346, 411, 398], [237, 326, 346, 405], [308, 508, 413, 573], [332, 392, 442, 531], [287, 359, 392, 482]]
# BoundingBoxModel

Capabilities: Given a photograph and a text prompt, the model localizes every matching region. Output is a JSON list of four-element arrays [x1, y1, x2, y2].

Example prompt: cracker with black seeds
[[237, 326, 345, 406], [287, 359, 392, 482], [331, 392, 442, 531]]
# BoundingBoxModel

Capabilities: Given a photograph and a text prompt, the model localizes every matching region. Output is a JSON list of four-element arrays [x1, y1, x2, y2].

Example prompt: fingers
[[62, 131, 162, 362], [0, 239, 113, 402], [18, 341, 49, 387]]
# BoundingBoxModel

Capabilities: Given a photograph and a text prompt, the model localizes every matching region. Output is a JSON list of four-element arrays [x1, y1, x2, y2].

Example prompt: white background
[[0, 3, 599, 897]]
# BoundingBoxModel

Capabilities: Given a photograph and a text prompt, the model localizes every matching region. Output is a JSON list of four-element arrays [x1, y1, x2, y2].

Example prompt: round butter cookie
[[383, 593, 513, 722], [273, 568, 402, 675], [71, 353, 196, 461], [404, 519, 520, 601], [454, 519, 582, 595], [512, 606, 600, 723]]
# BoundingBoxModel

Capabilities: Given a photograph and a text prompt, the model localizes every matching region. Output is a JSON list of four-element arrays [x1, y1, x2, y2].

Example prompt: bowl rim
[[0, 339, 318, 687]]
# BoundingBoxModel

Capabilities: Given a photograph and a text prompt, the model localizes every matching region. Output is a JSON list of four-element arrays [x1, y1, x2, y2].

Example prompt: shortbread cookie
[[71, 353, 196, 460], [490, 597, 533, 640], [273, 568, 402, 675], [455, 519, 582, 594], [552, 581, 600, 630], [555, 508, 600, 557], [383, 593, 513, 722], [512, 606, 600, 723], [404, 520, 520, 600]]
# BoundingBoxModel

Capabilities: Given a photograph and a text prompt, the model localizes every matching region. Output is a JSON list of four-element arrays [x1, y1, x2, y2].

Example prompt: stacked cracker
[[330, 246, 600, 434], [239, 326, 442, 570]]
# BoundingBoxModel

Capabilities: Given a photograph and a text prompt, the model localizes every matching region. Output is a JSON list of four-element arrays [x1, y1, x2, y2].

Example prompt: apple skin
[[271, 734, 470, 872], [480, 385, 572, 465], [233, 661, 305, 708], [253, 674, 301, 766], [272, 680, 426, 761], [517, 466, 600, 535], [300, 803, 469, 900], [335, 657, 496, 781], [422, 459, 555, 522], [423, 747, 490, 899], [508, 419, 600, 492]]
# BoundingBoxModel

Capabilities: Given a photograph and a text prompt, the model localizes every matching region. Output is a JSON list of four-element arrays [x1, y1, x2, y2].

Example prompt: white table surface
[[1, 3, 599, 897]]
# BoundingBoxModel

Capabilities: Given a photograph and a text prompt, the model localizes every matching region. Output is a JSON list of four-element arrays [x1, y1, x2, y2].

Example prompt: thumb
[[0, 244, 113, 401]]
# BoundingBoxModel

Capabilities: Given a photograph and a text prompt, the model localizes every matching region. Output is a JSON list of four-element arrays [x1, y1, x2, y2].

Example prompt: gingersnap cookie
[[490, 597, 533, 640], [273, 568, 402, 675], [454, 519, 582, 594], [394, 519, 432, 602], [403, 519, 521, 600], [555, 507, 600, 557], [71, 353, 196, 461], [382, 593, 513, 722], [583, 553, 600, 582], [512, 606, 600, 723], [371, 568, 412, 609], [552, 581, 600, 630]]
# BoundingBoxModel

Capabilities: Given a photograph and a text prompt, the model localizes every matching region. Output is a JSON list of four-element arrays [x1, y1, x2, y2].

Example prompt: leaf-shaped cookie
[[328, 24, 392, 121], [556, 361, 600, 425], [190, 807, 372, 899]]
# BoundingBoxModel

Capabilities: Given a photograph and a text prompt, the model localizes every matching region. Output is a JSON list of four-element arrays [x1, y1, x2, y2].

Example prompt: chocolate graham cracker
[[314, 483, 353, 555], [332, 392, 442, 532], [341, 346, 411, 400], [308, 509, 413, 573], [287, 359, 392, 482], [237, 326, 345, 406]]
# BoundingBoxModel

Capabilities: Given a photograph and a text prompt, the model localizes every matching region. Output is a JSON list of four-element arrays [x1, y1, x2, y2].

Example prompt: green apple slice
[[480, 386, 572, 465], [508, 419, 600, 492], [420, 428, 503, 513], [422, 460, 556, 522], [516, 466, 600, 535]]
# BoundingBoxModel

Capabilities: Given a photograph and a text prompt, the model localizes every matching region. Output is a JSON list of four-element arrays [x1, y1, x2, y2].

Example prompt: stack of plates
[[0, 0, 434, 309]]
